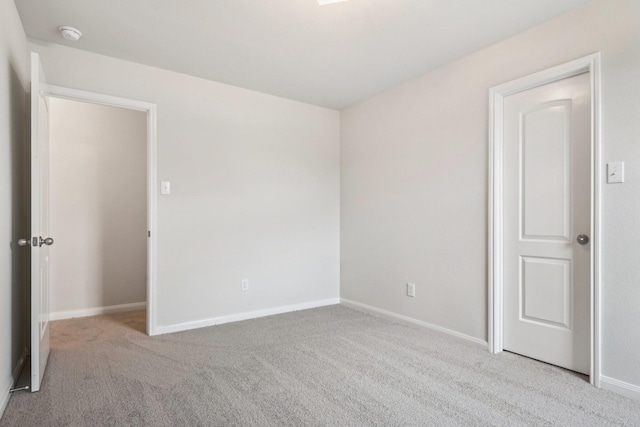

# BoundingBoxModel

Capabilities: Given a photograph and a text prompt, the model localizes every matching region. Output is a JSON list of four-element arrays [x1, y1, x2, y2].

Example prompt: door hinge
[[148, 231, 151, 238]]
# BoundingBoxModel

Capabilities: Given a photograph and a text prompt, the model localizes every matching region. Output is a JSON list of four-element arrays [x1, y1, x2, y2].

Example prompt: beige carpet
[[1, 305, 639, 426]]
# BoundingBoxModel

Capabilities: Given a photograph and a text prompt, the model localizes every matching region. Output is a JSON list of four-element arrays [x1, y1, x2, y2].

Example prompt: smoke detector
[[58, 26, 82, 42]]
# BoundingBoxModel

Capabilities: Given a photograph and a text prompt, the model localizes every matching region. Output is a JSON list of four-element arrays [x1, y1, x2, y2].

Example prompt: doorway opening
[[488, 54, 601, 386], [48, 96, 146, 334], [45, 85, 158, 337]]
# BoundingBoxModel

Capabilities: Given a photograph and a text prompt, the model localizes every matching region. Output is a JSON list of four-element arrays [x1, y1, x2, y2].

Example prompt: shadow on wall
[[8, 61, 29, 374]]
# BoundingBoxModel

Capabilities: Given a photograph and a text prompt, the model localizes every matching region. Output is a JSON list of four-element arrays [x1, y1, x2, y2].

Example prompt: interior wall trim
[[43, 84, 158, 336], [49, 302, 147, 321], [600, 376, 640, 401], [341, 298, 488, 347], [155, 298, 340, 335], [487, 53, 602, 386], [0, 347, 28, 419]]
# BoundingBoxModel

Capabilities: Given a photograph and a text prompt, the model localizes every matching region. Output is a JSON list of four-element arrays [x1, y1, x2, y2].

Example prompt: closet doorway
[[45, 86, 158, 336]]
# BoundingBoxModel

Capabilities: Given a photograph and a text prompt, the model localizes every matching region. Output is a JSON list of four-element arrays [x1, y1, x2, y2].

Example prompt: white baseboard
[[1, 347, 28, 420], [154, 298, 341, 335], [50, 302, 147, 321], [340, 298, 488, 347], [600, 375, 640, 401], [0, 380, 9, 422]]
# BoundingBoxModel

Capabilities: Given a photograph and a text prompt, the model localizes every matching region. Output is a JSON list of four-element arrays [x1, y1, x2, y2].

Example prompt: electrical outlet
[[407, 282, 416, 298], [241, 279, 249, 291]]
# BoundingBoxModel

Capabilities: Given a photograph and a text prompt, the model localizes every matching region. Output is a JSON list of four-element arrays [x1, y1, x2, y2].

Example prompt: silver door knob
[[577, 234, 589, 245], [18, 239, 31, 246], [39, 237, 54, 247]]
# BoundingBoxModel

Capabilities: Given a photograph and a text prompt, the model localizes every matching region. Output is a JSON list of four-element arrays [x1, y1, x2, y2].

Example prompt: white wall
[[31, 42, 341, 330], [49, 98, 147, 316], [341, 0, 640, 390], [0, 0, 29, 417]]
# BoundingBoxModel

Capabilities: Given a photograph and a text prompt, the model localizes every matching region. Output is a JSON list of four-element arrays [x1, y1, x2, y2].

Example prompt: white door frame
[[43, 84, 159, 336], [488, 53, 601, 386]]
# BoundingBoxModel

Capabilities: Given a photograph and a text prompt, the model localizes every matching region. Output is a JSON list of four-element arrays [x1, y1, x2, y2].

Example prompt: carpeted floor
[[1, 305, 639, 426]]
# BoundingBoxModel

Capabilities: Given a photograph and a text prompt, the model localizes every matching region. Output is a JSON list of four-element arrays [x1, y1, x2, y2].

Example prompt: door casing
[[488, 53, 601, 386], [44, 84, 159, 336]]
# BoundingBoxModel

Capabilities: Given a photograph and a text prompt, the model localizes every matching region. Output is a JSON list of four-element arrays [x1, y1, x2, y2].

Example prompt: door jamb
[[487, 53, 601, 386], [43, 84, 159, 336]]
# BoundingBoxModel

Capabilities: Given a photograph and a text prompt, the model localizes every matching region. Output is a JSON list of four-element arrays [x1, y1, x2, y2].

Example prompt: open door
[[26, 52, 52, 392]]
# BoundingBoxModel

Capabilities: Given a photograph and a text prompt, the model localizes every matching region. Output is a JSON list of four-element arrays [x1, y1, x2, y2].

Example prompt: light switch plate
[[407, 282, 415, 298], [607, 162, 624, 184], [161, 181, 171, 195]]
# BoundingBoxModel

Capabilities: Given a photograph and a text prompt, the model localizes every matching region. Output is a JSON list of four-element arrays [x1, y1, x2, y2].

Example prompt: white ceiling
[[14, 0, 593, 109]]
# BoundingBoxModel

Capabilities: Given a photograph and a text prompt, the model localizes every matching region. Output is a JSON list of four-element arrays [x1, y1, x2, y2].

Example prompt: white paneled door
[[30, 52, 52, 391], [503, 72, 590, 374]]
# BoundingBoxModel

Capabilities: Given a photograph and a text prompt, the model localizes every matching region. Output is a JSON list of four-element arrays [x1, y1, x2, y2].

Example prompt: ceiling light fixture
[[58, 26, 82, 42], [317, 0, 350, 5]]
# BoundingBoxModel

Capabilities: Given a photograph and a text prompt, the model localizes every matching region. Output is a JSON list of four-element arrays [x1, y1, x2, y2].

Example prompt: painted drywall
[[0, 0, 29, 417], [341, 0, 640, 388], [30, 42, 341, 329], [49, 97, 147, 315]]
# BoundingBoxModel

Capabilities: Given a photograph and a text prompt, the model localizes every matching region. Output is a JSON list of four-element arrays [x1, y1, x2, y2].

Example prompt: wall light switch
[[407, 283, 416, 298], [161, 181, 171, 195], [607, 162, 624, 184]]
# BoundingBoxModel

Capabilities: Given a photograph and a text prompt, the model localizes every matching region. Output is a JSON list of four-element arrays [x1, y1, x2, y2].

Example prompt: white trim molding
[[0, 380, 9, 420], [49, 302, 147, 321], [341, 298, 488, 347], [42, 84, 159, 336], [488, 53, 602, 386], [154, 298, 340, 335], [600, 376, 640, 401], [1, 347, 28, 418]]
